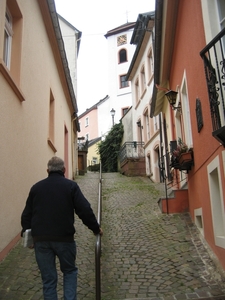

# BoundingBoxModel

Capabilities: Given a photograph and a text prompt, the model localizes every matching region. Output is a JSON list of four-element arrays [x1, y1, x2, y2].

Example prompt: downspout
[[71, 113, 79, 179], [150, 0, 163, 118], [159, 113, 164, 181]]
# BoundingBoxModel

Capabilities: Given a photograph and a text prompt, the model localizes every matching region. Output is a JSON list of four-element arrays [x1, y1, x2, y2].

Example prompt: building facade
[[58, 14, 81, 97], [78, 96, 110, 170], [151, 0, 225, 272], [0, 0, 79, 260], [78, 23, 146, 172], [104, 23, 136, 127], [123, 12, 161, 180]]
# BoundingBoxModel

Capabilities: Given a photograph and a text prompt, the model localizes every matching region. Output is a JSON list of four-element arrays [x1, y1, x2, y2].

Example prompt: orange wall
[[170, 0, 216, 206], [168, 0, 225, 270]]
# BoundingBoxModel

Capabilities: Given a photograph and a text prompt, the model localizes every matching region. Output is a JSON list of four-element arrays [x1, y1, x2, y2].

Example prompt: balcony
[[119, 142, 145, 176], [200, 28, 225, 146]]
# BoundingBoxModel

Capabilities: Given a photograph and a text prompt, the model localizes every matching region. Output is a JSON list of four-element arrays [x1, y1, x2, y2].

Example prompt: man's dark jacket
[[21, 171, 100, 242]]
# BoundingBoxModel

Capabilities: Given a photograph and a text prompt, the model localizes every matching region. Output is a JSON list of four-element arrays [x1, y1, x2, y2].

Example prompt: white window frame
[[153, 116, 159, 132], [147, 47, 154, 82], [92, 157, 98, 164], [174, 91, 182, 139], [217, 0, 225, 29], [146, 113, 150, 140], [85, 117, 89, 127], [4, 8, 13, 68], [180, 71, 193, 147], [140, 65, 146, 94], [135, 77, 140, 104], [120, 75, 129, 88], [207, 155, 225, 248]]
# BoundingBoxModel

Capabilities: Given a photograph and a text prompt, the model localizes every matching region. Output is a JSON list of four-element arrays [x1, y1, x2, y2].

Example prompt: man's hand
[[95, 228, 103, 236]]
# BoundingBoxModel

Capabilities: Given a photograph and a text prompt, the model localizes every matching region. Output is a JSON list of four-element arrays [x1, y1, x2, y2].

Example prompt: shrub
[[98, 122, 124, 172]]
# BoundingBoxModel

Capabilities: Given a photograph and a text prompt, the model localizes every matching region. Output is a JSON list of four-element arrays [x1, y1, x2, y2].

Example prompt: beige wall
[[87, 143, 100, 167], [0, 0, 77, 258]]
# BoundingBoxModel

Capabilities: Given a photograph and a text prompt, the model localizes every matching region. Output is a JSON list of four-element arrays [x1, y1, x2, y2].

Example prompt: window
[[137, 119, 143, 143], [119, 49, 127, 63], [92, 157, 98, 164], [85, 133, 89, 141], [147, 154, 152, 176], [120, 75, 129, 88], [122, 107, 129, 116], [85, 117, 89, 127], [145, 111, 150, 140], [135, 78, 140, 104], [154, 116, 159, 131], [143, 109, 150, 143], [207, 156, 225, 248], [140, 66, 146, 94], [4, 8, 13, 68], [217, 0, 225, 49], [217, 0, 225, 29], [174, 93, 183, 145], [147, 48, 154, 82], [1, 1, 23, 91], [48, 90, 57, 153], [180, 75, 193, 147]]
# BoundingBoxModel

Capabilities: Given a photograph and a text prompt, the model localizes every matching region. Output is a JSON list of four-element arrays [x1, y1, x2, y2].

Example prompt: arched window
[[119, 49, 127, 63]]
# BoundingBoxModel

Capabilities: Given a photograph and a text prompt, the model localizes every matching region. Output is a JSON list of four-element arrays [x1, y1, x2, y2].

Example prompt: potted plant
[[172, 138, 193, 168]]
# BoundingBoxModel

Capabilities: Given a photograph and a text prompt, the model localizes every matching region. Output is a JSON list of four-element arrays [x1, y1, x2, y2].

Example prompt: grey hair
[[47, 156, 65, 172]]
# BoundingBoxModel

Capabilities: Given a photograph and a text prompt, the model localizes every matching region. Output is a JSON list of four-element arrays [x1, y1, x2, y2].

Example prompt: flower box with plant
[[171, 138, 193, 169]]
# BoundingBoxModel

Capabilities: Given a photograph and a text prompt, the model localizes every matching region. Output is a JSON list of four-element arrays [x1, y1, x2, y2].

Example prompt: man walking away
[[21, 156, 103, 300]]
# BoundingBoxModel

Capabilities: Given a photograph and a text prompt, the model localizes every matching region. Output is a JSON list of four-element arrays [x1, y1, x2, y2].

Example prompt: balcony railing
[[119, 141, 145, 164], [200, 28, 225, 146]]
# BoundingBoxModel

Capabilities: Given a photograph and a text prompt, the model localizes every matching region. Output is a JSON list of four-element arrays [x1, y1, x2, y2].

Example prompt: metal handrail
[[95, 162, 102, 300]]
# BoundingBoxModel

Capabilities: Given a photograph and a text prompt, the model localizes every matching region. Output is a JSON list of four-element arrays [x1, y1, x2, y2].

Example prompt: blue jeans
[[34, 241, 78, 300]]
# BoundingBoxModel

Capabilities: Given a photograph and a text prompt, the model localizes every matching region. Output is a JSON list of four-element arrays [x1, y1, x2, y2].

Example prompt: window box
[[170, 151, 194, 171], [178, 152, 193, 165]]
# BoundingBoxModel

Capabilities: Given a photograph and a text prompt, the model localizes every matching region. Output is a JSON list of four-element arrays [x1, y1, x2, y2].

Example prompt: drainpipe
[[71, 113, 78, 180]]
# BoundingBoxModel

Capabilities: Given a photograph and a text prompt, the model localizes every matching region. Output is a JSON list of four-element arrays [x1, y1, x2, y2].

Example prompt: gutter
[[150, 0, 179, 117], [57, 14, 82, 55], [150, 0, 163, 118]]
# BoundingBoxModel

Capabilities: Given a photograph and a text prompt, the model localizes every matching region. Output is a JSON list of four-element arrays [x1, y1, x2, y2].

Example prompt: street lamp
[[165, 90, 181, 111], [110, 108, 115, 126]]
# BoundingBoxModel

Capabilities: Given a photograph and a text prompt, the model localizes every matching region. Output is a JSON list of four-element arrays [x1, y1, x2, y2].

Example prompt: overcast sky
[[54, 0, 155, 114]]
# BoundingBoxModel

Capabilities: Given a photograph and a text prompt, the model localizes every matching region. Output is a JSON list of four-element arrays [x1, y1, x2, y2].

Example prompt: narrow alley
[[0, 172, 225, 300]]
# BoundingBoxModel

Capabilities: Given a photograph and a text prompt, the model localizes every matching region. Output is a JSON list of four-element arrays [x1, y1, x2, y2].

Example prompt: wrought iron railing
[[200, 28, 225, 145], [119, 141, 145, 163]]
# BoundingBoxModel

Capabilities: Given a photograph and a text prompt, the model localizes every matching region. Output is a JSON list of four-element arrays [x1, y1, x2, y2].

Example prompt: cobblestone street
[[99, 173, 225, 299], [0, 172, 225, 299]]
